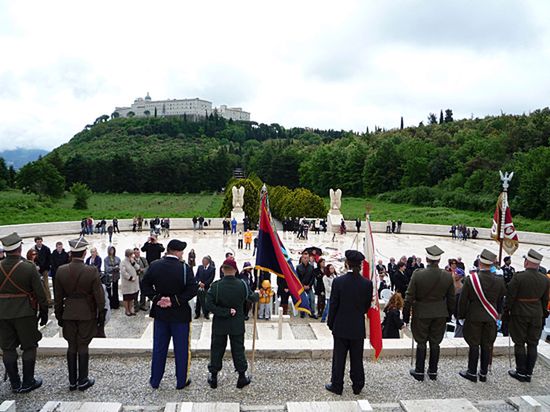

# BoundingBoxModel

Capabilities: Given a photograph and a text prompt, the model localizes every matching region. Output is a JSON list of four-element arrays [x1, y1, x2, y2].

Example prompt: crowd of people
[[450, 224, 479, 240], [385, 219, 403, 233]]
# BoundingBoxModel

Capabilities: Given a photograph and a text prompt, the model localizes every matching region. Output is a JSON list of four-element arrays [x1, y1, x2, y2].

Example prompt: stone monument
[[230, 185, 246, 228], [327, 188, 344, 233]]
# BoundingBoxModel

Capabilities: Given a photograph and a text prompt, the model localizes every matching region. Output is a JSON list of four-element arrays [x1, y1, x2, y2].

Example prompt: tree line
[[3, 108, 549, 219]]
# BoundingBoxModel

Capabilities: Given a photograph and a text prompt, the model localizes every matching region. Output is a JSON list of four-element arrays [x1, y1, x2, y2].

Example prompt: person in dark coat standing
[[403, 245, 455, 381], [141, 234, 165, 265], [0, 232, 48, 394], [458, 249, 506, 383], [296, 252, 316, 318], [326, 250, 373, 396], [393, 262, 409, 297], [34, 236, 52, 305], [54, 237, 106, 391], [205, 259, 259, 389], [50, 241, 70, 298], [382, 293, 404, 339], [195, 256, 215, 319], [504, 249, 550, 382], [141, 240, 198, 389]]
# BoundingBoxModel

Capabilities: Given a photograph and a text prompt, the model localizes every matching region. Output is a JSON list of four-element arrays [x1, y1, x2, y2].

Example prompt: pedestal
[[327, 211, 344, 233], [231, 210, 245, 230]]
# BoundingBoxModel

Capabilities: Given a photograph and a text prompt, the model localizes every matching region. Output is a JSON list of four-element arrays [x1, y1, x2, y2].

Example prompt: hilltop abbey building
[[113, 93, 250, 121]]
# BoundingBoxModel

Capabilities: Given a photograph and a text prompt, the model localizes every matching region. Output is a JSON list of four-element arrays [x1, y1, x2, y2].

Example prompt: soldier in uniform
[[505, 249, 550, 382], [458, 249, 506, 382], [205, 258, 259, 389], [141, 239, 198, 389], [54, 237, 106, 391], [326, 250, 372, 396], [0, 232, 48, 393], [403, 245, 455, 381]]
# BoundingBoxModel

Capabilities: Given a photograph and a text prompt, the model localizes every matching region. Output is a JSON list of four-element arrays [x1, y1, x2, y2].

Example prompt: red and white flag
[[363, 215, 383, 360], [490, 192, 519, 255]]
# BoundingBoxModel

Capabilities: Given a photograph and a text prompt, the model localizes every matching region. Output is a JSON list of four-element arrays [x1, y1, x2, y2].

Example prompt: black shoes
[[18, 377, 43, 394], [508, 369, 528, 382], [479, 374, 487, 383], [352, 387, 362, 395], [194, 314, 200, 320], [459, 370, 478, 383], [176, 379, 192, 390], [427, 372, 437, 381], [236, 372, 251, 389], [78, 378, 95, 391], [208, 373, 217, 389], [409, 369, 425, 381], [325, 383, 343, 395]]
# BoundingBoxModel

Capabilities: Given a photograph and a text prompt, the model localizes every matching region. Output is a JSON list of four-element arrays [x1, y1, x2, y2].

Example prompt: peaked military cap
[[167, 239, 187, 251], [69, 237, 89, 252], [425, 245, 444, 260], [345, 250, 365, 264], [0, 232, 23, 252], [479, 249, 497, 265], [524, 249, 543, 264]]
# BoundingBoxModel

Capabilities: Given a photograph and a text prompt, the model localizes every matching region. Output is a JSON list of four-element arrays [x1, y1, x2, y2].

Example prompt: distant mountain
[[0, 148, 49, 169]]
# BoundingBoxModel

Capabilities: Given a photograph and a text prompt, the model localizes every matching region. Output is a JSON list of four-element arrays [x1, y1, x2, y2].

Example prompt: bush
[[70, 182, 92, 210], [16, 160, 65, 199]]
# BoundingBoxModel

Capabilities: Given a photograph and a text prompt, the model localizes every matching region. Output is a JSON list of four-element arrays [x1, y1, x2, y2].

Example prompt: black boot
[[479, 346, 490, 382], [410, 346, 426, 381], [509, 347, 528, 382], [428, 345, 440, 380], [525, 346, 538, 383], [325, 383, 343, 395], [77, 353, 95, 391], [460, 346, 479, 382], [67, 352, 78, 391], [236, 371, 251, 389], [19, 349, 42, 394], [207, 372, 217, 389], [2, 351, 21, 393]]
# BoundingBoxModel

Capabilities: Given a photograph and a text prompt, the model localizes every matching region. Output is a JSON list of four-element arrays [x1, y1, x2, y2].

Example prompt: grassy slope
[[1, 190, 548, 233]]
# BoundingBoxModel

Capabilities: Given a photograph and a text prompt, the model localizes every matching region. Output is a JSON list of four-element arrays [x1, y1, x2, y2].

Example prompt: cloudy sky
[[1, 0, 550, 150]]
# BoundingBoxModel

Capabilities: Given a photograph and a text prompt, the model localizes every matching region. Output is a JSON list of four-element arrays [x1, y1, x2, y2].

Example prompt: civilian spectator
[[321, 264, 337, 322], [393, 262, 409, 297], [104, 246, 121, 309], [195, 256, 215, 319], [113, 218, 120, 234], [107, 224, 114, 243], [314, 259, 326, 319], [244, 230, 253, 250], [120, 249, 140, 316], [85, 247, 102, 272], [51, 241, 69, 297], [297, 252, 316, 319], [382, 293, 405, 338], [141, 234, 165, 265], [378, 273, 389, 298], [231, 218, 237, 234], [34, 236, 52, 306], [188, 249, 196, 271], [133, 248, 149, 312]]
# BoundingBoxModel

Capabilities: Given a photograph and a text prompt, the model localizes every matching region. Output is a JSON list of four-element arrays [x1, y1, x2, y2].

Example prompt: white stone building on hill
[[113, 93, 250, 121]]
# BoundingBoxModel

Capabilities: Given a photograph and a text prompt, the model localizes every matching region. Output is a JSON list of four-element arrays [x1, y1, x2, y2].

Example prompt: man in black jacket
[[326, 250, 372, 395], [296, 252, 316, 318], [34, 236, 52, 305], [141, 234, 165, 265], [393, 262, 409, 297], [50, 242, 69, 299], [195, 256, 215, 319], [141, 239, 198, 390]]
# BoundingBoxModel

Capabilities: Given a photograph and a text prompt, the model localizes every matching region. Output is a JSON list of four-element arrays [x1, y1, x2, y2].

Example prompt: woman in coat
[[120, 249, 141, 316], [85, 247, 102, 272], [104, 246, 121, 309], [321, 264, 337, 322], [382, 292, 405, 339]]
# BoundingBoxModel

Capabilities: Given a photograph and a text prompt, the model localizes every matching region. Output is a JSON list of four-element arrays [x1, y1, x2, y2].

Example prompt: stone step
[[287, 401, 361, 412], [40, 401, 123, 412], [400, 399, 479, 412]]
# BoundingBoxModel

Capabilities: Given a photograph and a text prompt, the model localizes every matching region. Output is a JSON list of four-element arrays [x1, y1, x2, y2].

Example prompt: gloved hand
[[39, 309, 48, 326]]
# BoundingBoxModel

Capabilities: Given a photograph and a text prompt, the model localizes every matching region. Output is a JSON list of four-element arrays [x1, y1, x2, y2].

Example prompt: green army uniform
[[205, 275, 258, 386], [504, 249, 550, 382], [0, 232, 48, 393], [403, 245, 455, 381], [458, 249, 506, 382]]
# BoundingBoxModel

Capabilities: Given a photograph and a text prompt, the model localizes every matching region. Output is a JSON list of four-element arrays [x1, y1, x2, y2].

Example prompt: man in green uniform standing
[[505, 249, 549, 382], [205, 258, 259, 389], [0, 232, 48, 393], [54, 237, 106, 391], [458, 249, 506, 382], [403, 245, 455, 381]]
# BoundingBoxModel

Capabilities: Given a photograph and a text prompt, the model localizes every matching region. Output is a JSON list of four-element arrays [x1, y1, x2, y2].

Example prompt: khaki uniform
[[403, 263, 455, 377], [458, 270, 506, 377], [504, 268, 550, 377]]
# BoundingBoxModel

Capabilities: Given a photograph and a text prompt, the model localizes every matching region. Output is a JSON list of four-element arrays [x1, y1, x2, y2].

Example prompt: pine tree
[[400, 116, 404, 130], [439, 110, 444, 124]]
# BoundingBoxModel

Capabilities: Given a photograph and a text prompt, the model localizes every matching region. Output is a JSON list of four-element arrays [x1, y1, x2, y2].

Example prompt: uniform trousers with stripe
[[150, 319, 190, 388]]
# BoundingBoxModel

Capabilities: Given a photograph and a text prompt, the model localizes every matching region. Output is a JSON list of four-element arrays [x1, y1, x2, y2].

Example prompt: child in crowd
[[381, 292, 405, 339], [258, 280, 274, 320]]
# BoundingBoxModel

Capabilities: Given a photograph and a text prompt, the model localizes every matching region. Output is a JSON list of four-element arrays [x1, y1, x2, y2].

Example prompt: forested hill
[[42, 109, 550, 219]]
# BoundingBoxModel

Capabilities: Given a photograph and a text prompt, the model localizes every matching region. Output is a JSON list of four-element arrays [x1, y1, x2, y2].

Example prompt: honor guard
[[504, 249, 550, 382], [403, 245, 455, 381], [54, 237, 106, 391], [326, 250, 373, 396], [141, 239, 198, 389], [0, 232, 48, 393], [205, 258, 259, 389], [458, 249, 506, 382]]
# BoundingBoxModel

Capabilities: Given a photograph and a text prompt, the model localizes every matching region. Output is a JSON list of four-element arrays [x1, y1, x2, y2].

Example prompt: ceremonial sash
[[470, 273, 498, 322]]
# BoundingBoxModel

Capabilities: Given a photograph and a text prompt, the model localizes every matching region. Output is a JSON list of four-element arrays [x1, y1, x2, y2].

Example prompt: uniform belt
[[0, 293, 28, 298], [517, 298, 539, 302]]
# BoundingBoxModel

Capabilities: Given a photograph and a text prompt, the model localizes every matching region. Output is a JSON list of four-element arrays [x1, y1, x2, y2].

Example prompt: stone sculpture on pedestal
[[327, 188, 344, 233], [231, 186, 246, 228]]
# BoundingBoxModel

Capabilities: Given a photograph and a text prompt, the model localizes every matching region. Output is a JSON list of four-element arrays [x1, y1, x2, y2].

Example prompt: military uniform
[[504, 249, 550, 382], [54, 237, 105, 391], [205, 259, 258, 389], [0, 232, 48, 393], [458, 249, 506, 382], [326, 250, 372, 396], [403, 245, 455, 381]]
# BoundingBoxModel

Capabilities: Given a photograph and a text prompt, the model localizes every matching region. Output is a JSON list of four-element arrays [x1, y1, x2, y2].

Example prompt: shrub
[[70, 182, 92, 210]]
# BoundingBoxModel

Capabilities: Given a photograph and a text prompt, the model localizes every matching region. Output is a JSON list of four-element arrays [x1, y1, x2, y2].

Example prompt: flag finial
[[499, 170, 514, 191]]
